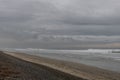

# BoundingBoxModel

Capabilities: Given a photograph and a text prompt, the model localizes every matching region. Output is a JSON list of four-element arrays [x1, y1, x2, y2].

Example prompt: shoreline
[[0, 51, 85, 80], [3, 51, 120, 80]]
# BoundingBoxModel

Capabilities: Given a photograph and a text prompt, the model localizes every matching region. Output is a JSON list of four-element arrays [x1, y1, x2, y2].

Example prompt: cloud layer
[[0, 0, 120, 49]]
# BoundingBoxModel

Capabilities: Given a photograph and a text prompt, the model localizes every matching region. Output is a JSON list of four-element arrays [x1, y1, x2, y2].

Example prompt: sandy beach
[[0, 51, 86, 80], [2, 51, 120, 80]]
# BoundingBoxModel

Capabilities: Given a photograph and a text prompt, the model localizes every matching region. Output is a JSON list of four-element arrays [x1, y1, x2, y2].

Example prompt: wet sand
[[3, 51, 120, 80]]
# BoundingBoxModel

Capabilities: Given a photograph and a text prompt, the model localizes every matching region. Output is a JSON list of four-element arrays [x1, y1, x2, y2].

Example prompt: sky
[[0, 0, 120, 49]]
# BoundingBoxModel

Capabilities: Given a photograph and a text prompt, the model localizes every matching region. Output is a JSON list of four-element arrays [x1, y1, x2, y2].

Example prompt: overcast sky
[[0, 0, 120, 49]]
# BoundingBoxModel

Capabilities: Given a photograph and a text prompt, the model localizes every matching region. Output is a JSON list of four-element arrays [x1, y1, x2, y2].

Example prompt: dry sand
[[3, 51, 120, 80]]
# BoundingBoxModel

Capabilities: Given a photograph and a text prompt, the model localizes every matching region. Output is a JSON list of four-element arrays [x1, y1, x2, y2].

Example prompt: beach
[[1, 51, 120, 80], [0, 51, 85, 80]]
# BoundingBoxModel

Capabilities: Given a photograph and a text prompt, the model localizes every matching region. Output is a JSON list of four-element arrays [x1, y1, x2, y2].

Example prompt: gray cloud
[[0, 0, 120, 49]]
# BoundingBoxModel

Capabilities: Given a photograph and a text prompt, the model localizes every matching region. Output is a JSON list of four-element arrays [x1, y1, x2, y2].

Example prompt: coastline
[[3, 51, 120, 80], [0, 51, 85, 80]]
